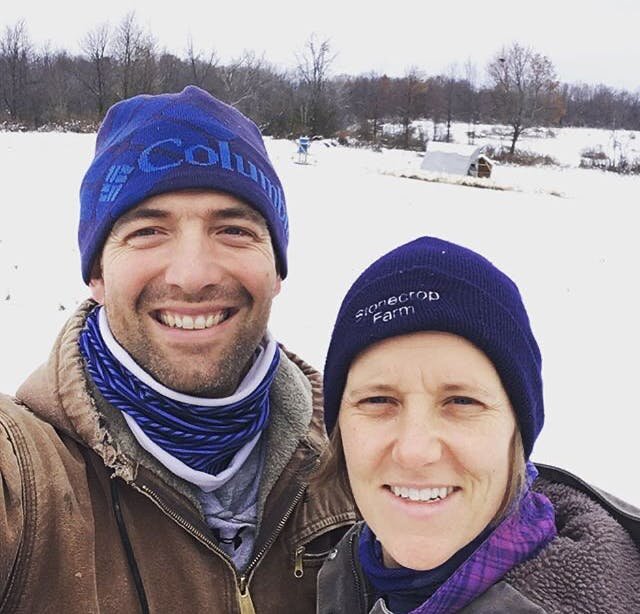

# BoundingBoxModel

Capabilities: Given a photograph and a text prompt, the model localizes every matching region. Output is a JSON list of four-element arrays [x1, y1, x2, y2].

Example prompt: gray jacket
[[317, 465, 640, 613]]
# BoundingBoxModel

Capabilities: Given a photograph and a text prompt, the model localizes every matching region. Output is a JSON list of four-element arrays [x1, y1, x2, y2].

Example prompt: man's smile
[[154, 308, 233, 330]]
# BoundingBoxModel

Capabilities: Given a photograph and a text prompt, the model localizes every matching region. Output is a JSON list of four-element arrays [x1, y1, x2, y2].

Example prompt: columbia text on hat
[[79, 86, 289, 283]]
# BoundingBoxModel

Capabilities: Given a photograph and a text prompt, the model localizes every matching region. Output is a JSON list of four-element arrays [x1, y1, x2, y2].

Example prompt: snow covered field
[[1, 126, 639, 506]]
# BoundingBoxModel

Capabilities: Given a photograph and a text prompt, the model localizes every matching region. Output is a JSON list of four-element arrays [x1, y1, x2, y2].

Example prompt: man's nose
[[163, 231, 226, 295]]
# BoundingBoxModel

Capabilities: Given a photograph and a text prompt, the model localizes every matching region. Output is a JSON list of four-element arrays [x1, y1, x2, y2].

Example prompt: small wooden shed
[[420, 142, 493, 178]]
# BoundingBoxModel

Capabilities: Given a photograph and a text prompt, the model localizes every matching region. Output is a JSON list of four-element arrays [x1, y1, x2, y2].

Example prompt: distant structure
[[421, 142, 493, 178], [296, 136, 311, 164]]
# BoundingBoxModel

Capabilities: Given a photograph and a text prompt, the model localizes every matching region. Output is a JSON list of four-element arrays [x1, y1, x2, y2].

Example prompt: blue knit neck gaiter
[[79, 307, 280, 475]]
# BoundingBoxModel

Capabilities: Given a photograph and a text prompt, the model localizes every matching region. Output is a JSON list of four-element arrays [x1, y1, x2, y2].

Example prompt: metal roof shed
[[420, 142, 493, 178]]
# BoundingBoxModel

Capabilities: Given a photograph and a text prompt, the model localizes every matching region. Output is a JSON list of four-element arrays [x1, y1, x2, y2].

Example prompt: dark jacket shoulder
[[536, 462, 640, 546]]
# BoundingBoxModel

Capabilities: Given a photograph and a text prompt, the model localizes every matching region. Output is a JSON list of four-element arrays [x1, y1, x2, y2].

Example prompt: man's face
[[90, 190, 281, 397]]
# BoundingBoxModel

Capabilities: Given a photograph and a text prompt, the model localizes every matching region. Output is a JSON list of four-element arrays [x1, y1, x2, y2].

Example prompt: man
[[0, 86, 356, 613]]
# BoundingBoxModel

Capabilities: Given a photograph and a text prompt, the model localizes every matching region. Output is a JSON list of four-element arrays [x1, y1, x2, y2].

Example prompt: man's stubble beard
[[125, 327, 265, 397], [105, 286, 272, 398]]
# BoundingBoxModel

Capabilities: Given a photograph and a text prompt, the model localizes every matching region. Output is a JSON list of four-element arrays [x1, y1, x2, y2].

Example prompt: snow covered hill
[[1, 127, 639, 506]]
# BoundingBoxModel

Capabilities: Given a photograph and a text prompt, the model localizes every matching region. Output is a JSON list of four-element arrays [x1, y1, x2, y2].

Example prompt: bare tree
[[487, 42, 562, 153], [295, 33, 337, 135], [347, 72, 392, 145], [461, 58, 481, 143], [111, 12, 157, 99], [0, 19, 32, 121], [79, 22, 112, 115], [396, 67, 426, 149], [156, 52, 188, 91], [219, 50, 269, 108], [30, 44, 67, 125], [186, 36, 217, 89], [441, 64, 458, 142]]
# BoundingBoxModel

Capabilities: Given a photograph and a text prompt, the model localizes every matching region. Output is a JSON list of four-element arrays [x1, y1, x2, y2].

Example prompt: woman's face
[[339, 331, 516, 570]]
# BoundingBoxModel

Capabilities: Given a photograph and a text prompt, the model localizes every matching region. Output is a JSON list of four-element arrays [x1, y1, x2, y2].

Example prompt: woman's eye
[[447, 396, 479, 406], [360, 396, 395, 405]]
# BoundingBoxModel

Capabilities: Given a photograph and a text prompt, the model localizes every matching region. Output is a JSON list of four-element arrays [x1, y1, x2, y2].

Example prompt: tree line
[[2, 15, 640, 154]]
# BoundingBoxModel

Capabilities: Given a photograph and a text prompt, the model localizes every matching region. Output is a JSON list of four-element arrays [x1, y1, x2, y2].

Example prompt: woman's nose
[[390, 407, 444, 469]]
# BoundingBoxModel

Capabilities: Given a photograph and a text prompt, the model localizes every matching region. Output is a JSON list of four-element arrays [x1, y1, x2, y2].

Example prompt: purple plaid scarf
[[409, 462, 556, 614]]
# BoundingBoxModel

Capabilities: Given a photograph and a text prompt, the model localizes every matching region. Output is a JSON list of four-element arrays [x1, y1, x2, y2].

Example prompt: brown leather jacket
[[0, 302, 357, 613]]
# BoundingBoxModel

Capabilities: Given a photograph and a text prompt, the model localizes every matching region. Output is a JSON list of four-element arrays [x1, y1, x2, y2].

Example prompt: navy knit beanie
[[323, 236, 543, 459], [79, 85, 288, 283]]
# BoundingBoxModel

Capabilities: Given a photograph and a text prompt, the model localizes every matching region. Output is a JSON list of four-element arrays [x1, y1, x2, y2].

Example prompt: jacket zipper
[[136, 481, 306, 612], [242, 484, 307, 577], [137, 484, 229, 558], [294, 546, 305, 578], [237, 578, 256, 614], [348, 529, 367, 614], [293, 517, 357, 579]]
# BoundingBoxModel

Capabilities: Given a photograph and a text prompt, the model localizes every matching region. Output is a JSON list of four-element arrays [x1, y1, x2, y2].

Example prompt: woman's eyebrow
[[440, 382, 492, 396], [347, 383, 397, 397]]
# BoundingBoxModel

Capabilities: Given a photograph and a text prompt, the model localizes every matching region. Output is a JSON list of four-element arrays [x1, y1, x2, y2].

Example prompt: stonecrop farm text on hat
[[323, 236, 544, 459]]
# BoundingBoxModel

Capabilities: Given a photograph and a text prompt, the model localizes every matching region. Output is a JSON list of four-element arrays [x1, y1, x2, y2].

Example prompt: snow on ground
[[1, 128, 639, 506]]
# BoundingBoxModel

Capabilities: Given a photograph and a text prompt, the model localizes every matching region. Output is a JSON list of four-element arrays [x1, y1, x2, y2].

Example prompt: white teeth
[[158, 310, 228, 330], [212, 312, 225, 326], [390, 485, 455, 503]]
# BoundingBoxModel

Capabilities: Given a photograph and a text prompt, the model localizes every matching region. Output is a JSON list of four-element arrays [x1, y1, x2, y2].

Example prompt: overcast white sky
[[4, 0, 640, 91]]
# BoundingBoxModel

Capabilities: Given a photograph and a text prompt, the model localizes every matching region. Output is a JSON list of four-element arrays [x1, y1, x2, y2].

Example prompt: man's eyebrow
[[114, 207, 170, 229], [213, 206, 267, 227], [112, 204, 268, 232]]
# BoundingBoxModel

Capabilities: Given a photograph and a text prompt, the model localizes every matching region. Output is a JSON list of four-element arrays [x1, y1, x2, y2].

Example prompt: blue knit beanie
[[323, 236, 543, 459], [79, 86, 288, 283]]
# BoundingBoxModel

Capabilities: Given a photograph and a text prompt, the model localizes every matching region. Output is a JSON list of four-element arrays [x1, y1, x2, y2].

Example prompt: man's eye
[[129, 227, 160, 238], [222, 226, 252, 237]]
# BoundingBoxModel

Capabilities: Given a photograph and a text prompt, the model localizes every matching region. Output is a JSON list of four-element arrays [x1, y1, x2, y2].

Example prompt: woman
[[316, 236, 640, 613]]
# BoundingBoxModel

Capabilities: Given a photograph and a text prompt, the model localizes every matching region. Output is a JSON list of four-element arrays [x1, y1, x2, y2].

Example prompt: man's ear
[[273, 275, 282, 298], [89, 259, 105, 304], [89, 278, 105, 304]]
